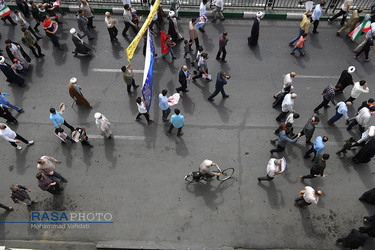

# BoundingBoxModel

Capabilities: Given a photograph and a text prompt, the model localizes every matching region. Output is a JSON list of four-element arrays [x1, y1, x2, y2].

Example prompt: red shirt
[[296, 36, 306, 48]]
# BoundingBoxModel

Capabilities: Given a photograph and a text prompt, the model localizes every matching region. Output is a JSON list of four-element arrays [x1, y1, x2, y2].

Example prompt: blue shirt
[[313, 136, 325, 156], [158, 94, 169, 111], [0, 95, 10, 108], [277, 130, 298, 148], [171, 114, 184, 128], [337, 101, 349, 120], [50, 112, 65, 128], [312, 5, 322, 21]]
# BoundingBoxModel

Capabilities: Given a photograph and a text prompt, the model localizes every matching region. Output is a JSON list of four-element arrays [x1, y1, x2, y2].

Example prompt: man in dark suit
[[176, 65, 190, 93], [208, 71, 230, 101]]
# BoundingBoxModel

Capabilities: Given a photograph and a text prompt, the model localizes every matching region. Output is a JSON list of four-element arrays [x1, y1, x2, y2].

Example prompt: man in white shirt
[[276, 93, 297, 122], [135, 97, 153, 124], [347, 106, 375, 133], [345, 80, 369, 103], [257, 158, 284, 182], [105, 12, 118, 42], [211, 0, 225, 22], [199, 159, 220, 179], [274, 72, 296, 98], [328, 0, 353, 25], [295, 186, 322, 208], [0, 123, 33, 150]]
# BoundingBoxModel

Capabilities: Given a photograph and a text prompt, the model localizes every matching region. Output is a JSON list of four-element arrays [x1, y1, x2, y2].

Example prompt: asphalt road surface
[[0, 14, 375, 249]]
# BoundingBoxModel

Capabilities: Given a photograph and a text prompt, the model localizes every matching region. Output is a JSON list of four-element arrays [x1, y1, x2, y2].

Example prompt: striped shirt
[[323, 85, 336, 105], [10, 185, 30, 203]]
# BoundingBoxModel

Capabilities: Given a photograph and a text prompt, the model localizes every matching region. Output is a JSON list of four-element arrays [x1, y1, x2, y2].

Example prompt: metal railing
[[19, 0, 375, 10]]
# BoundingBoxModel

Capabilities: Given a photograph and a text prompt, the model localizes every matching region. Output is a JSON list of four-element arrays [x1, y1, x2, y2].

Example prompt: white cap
[[169, 11, 175, 17], [70, 77, 77, 83], [348, 66, 356, 74], [70, 28, 76, 34], [105, 11, 110, 16], [291, 93, 297, 98], [256, 11, 264, 18], [0, 56, 4, 64], [94, 112, 102, 119]]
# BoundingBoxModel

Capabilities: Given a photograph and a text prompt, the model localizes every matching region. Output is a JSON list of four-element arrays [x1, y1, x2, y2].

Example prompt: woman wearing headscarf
[[5, 39, 31, 69], [68, 77, 91, 107], [0, 56, 25, 87], [352, 138, 375, 163]]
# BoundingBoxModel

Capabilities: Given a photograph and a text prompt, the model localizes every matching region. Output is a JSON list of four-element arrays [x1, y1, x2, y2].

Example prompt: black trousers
[[304, 146, 317, 160], [356, 47, 371, 60], [314, 96, 330, 111], [176, 82, 187, 92], [167, 124, 182, 135], [29, 42, 43, 57], [136, 113, 150, 122], [17, 2, 30, 17], [46, 184, 62, 195], [216, 47, 227, 60], [87, 17, 94, 29], [312, 20, 319, 32], [189, 37, 200, 51], [107, 26, 118, 41], [330, 10, 347, 25], [63, 120, 75, 131], [9, 134, 29, 147], [301, 168, 318, 179], [345, 96, 356, 103], [208, 88, 227, 100], [0, 203, 11, 211], [123, 22, 138, 36], [1, 15, 16, 24], [33, 19, 40, 30], [276, 111, 289, 122], [162, 108, 171, 120], [258, 175, 274, 181], [0, 108, 17, 123], [192, 69, 209, 81], [295, 196, 311, 207], [270, 144, 285, 153], [27, 26, 39, 39], [150, 20, 162, 31]]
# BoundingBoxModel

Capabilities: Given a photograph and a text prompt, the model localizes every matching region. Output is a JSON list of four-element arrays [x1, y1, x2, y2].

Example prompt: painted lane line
[[92, 68, 144, 73], [87, 135, 148, 140], [296, 75, 338, 79]]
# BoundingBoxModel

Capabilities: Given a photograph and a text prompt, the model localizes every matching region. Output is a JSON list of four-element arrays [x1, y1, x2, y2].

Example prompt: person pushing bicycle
[[199, 159, 221, 180]]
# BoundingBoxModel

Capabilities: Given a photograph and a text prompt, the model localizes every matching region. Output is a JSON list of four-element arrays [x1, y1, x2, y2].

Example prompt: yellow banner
[[126, 0, 159, 62]]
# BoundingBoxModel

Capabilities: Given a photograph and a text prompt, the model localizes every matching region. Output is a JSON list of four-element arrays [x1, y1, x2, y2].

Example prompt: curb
[[6, 4, 350, 20]]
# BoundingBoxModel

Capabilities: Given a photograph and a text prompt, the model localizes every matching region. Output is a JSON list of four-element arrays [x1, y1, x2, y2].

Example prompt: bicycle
[[184, 165, 235, 183]]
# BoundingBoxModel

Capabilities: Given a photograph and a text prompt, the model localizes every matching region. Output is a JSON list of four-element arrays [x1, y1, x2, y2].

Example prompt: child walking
[[290, 33, 307, 56]]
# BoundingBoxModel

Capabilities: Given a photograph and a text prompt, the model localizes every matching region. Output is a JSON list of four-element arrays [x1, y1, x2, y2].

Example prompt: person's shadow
[[104, 138, 117, 169], [78, 54, 94, 77], [175, 136, 189, 157], [61, 142, 74, 169], [257, 181, 285, 209], [15, 145, 32, 175], [82, 144, 93, 175], [248, 43, 263, 61], [180, 92, 195, 115], [209, 97, 231, 123]]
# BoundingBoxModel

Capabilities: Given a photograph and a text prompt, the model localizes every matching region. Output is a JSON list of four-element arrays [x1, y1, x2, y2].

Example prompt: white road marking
[[87, 135, 147, 140], [295, 75, 338, 79], [92, 68, 144, 73]]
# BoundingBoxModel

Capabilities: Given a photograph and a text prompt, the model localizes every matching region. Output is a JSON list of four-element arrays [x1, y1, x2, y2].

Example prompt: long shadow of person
[[175, 136, 189, 157], [257, 180, 285, 209], [15, 146, 31, 175], [209, 97, 231, 123], [82, 144, 93, 175], [353, 164, 375, 189], [180, 93, 195, 115], [79, 54, 94, 77], [61, 142, 74, 169], [72, 104, 92, 125], [297, 203, 326, 238], [248, 43, 263, 61], [111, 41, 125, 60], [104, 137, 117, 169]]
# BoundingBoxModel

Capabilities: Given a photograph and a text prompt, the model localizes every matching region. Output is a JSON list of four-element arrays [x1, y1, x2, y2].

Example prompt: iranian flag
[[0, 5, 11, 18], [349, 19, 372, 41]]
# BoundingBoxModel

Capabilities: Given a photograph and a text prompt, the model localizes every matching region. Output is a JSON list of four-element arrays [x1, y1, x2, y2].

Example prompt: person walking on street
[[0, 56, 25, 87], [0, 202, 13, 211], [21, 28, 45, 58], [0, 92, 24, 113], [301, 154, 329, 180], [159, 89, 171, 121], [166, 109, 184, 136], [354, 126, 375, 146], [336, 137, 356, 156], [189, 18, 200, 51], [335, 66, 355, 93], [135, 97, 153, 124], [5, 39, 31, 70], [121, 63, 139, 94], [70, 28, 91, 56], [80, 0, 95, 29], [312, 2, 325, 34], [122, 4, 138, 37], [77, 9, 94, 40], [0, 123, 33, 150], [216, 32, 228, 62], [176, 65, 190, 93], [314, 85, 338, 114], [347, 106, 375, 133], [36, 172, 63, 195], [37, 156, 68, 183], [270, 129, 301, 155], [337, 9, 362, 36], [43, 15, 63, 50], [257, 158, 284, 182], [10, 184, 36, 207], [170, 0, 180, 20], [248, 11, 264, 46], [336, 229, 369, 249], [199, 0, 209, 32], [14, 9, 42, 39], [289, 12, 311, 47], [168, 11, 184, 42], [50, 108, 74, 132], [295, 186, 322, 208], [274, 72, 296, 98], [290, 33, 307, 56], [328, 0, 353, 25], [162, 35, 177, 60], [68, 77, 91, 107], [105, 12, 118, 42], [345, 80, 369, 103], [298, 115, 320, 144], [30, 1, 41, 31], [327, 101, 352, 125], [211, 0, 225, 22], [208, 71, 230, 101], [276, 93, 297, 122], [0, 104, 18, 124], [94, 112, 112, 138], [355, 38, 375, 62], [192, 53, 210, 82], [304, 136, 328, 160], [15, 0, 30, 18]]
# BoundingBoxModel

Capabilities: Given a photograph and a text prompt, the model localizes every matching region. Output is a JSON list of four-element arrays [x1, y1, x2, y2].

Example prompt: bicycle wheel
[[184, 173, 195, 183], [217, 168, 235, 181]]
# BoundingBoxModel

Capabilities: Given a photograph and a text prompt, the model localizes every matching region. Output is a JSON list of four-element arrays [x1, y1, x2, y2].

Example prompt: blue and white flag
[[142, 27, 155, 112]]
